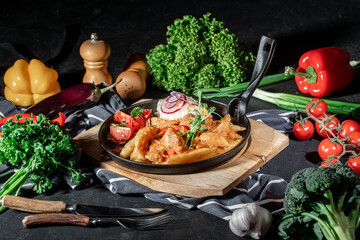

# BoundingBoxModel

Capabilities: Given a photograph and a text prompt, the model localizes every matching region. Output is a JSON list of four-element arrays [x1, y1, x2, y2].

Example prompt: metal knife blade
[[1, 195, 165, 217], [66, 203, 165, 217]]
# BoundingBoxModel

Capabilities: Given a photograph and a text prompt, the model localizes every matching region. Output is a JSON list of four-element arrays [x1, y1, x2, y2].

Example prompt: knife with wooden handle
[[23, 213, 90, 228], [1, 195, 165, 217]]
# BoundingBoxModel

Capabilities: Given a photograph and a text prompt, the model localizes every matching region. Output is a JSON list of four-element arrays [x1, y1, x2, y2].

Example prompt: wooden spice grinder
[[80, 33, 112, 85]]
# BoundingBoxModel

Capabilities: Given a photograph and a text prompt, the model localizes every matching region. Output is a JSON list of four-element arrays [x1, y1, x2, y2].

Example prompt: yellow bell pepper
[[4, 59, 61, 106]]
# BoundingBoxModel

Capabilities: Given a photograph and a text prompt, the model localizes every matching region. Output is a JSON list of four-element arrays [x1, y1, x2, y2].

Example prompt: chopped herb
[[131, 107, 143, 117], [184, 101, 217, 147]]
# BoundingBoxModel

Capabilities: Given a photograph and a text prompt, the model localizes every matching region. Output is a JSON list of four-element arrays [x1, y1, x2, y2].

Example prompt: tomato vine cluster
[[293, 98, 360, 175]]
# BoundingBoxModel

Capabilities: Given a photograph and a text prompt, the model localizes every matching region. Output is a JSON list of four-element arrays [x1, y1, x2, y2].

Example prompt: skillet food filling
[[107, 92, 246, 165]]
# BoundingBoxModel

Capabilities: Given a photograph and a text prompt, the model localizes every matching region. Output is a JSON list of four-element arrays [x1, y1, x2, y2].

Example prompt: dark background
[[0, 0, 360, 239]]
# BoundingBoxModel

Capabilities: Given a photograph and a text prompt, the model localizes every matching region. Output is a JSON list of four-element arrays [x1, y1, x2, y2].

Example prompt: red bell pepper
[[286, 47, 355, 97], [0, 114, 37, 126], [0, 112, 66, 127], [50, 112, 66, 126]]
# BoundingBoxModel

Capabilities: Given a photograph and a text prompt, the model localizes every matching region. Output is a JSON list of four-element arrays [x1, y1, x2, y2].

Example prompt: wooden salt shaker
[[80, 33, 112, 85]]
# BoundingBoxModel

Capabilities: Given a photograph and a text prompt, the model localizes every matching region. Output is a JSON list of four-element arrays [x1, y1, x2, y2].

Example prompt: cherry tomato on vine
[[348, 131, 360, 152], [315, 114, 339, 138], [318, 138, 343, 160], [293, 120, 315, 140], [347, 156, 360, 176], [338, 120, 360, 140], [306, 98, 328, 118]]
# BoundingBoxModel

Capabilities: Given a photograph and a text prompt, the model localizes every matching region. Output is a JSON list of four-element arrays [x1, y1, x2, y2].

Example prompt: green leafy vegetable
[[278, 164, 360, 240], [0, 114, 85, 212], [146, 13, 256, 94]]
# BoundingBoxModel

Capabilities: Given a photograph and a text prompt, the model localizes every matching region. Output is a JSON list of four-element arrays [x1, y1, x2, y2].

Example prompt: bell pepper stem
[[285, 66, 312, 78], [350, 60, 360, 67]]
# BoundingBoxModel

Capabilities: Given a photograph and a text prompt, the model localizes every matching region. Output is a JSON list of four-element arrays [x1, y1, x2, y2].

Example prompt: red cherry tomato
[[347, 156, 360, 176], [306, 98, 328, 118], [114, 110, 132, 125], [318, 138, 343, 160], [132, 116, 146, 130], [348, 132, 360, 152], [293, 120, 315, 140], [175, 125, 190, 131], [110, 125, 134, 142], [338, 120, 360, 139], [114, 109, 151, 131], [142, 109, 152, 119], [315, 114, 339, 138]]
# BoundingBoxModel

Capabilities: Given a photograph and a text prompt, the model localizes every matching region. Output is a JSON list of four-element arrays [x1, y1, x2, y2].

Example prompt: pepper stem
[[285, 66, 312, 78], [285, 66, 317, 84], [350, 60, 360, 67]]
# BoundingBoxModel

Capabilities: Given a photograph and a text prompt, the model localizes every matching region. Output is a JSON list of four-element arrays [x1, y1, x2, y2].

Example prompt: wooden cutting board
[[74, 118, 289, 198]]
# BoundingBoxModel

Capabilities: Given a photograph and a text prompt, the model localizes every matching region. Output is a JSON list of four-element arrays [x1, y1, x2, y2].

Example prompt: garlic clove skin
[[229, 203, 273, 239]]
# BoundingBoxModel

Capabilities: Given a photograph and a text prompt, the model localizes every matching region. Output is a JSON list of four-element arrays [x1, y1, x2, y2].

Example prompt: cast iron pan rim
[[98, 99, 251, 174]]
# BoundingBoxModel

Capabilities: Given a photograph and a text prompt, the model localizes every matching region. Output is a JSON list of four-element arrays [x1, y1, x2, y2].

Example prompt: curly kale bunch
[[0, 114, 85, 211], [146, 13, 256, 94], [278, 164, 360, 240]]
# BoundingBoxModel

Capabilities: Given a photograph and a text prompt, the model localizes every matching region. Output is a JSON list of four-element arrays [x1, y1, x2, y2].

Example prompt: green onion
[[192, 73, 293, 96], [252, 89, 360, 118], [193, 70, 360, 118]]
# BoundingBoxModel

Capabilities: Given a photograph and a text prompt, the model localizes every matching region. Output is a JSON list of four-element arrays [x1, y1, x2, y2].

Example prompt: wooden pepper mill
[[80, 33, 112, 85]]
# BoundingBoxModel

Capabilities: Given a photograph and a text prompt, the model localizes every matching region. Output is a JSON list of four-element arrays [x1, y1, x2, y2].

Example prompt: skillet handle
[[228, 36, 277, 124]]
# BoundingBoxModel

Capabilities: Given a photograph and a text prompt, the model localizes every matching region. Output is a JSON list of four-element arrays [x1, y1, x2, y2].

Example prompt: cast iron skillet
[[98, 36, 277, 174]]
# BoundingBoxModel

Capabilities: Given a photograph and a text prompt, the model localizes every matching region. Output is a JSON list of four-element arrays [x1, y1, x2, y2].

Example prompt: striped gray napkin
[[0, 83, 294, 219]]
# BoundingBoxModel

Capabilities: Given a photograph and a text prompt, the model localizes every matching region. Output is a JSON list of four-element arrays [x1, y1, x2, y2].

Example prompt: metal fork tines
[[90, 212, 172, 230]]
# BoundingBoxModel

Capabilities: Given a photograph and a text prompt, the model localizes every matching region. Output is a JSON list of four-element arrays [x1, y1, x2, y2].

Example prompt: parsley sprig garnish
[[131, 107, 143, 117], [184, 101, 218, 147]]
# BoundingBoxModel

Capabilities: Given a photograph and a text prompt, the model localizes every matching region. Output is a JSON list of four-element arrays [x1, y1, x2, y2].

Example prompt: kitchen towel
[[0, 83, 294, 220]]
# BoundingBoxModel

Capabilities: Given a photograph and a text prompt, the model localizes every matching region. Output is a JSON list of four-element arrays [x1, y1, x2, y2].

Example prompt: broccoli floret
[[278, 164, 360, 240]]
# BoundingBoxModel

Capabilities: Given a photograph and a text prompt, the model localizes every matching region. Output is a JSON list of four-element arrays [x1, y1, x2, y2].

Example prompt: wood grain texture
[[75, 118, 289, 198], [2, 195, 67, 213], [23, 213, 90, 228]]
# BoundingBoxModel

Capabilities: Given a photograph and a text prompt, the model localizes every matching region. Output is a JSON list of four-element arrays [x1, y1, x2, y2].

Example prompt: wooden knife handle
[[1, 195, 67, 213], [23, 213, 90, 228]]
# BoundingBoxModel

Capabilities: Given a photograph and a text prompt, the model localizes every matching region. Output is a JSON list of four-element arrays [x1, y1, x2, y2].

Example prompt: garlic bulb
[[229, 203, 273, 239]]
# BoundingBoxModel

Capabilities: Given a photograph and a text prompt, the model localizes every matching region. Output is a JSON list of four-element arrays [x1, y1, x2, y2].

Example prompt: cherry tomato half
[[113, 110, 132, 126], [338, 120, 360, 140], [114, 109, 151, 131], [347, 156, 360, 176], [306, 98, 328, 119], [318, 138, 343, 160], [132, 116, 146, 130], [293, 120, 314, 140], [110, 125, 134, 142], [142, 109, 152, 119], [315, 114, 339, 138]]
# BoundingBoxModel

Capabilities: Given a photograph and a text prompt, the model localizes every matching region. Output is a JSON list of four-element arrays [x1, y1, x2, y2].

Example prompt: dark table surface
[[1, 0, 360, 239]]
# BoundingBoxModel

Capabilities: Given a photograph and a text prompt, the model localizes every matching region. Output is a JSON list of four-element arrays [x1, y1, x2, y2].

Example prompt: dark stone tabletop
[[0, 0, 359, 239]]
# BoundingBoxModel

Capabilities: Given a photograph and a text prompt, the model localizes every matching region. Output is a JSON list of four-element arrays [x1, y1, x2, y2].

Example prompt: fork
[[23, 212, 172, 230]]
